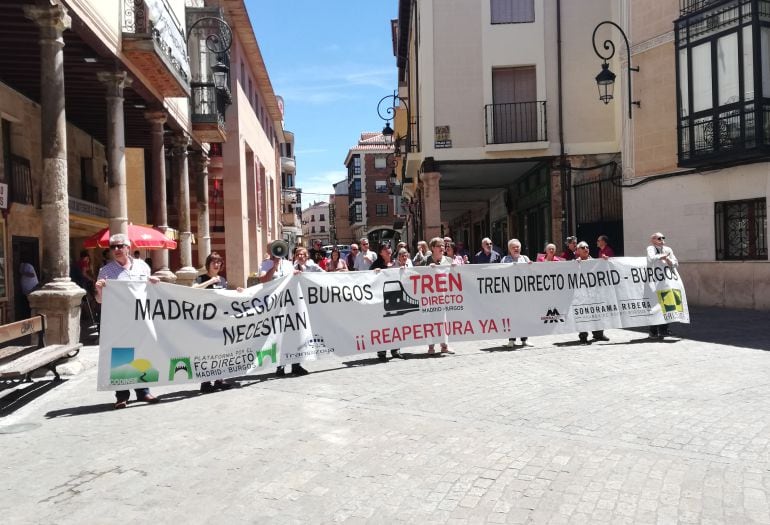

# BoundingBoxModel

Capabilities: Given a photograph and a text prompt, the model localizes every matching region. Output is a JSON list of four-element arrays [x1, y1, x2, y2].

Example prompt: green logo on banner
[[256, 344, 277, 367], [657, 289, 683, 313], [169, 357, 193, 380], [110, 347, 159, 385]]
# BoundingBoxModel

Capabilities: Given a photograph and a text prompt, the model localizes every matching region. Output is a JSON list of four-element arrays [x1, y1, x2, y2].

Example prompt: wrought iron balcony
[[678, 101, 770, 166], [191, 83, 227, 142], [679, 0, 734, 16], [485, 101, 548, 145], [122, 0, 190, 97]]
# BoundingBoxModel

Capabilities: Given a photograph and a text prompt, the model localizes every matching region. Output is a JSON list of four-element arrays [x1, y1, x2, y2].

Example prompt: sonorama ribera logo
[[657, 289, 683, 314], [540, 308, 566, 323], [110, 347, 159, 385]]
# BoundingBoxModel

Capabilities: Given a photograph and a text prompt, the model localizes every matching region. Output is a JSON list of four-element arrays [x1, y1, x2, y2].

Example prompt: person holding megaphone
[[258, 240, 307, 376]]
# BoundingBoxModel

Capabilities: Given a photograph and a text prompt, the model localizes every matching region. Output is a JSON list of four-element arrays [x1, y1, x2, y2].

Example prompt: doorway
[[12, 236, 39, 321]]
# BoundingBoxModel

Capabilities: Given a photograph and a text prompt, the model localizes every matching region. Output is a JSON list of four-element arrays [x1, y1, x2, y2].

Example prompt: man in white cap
[[95, 233, 160, 409]]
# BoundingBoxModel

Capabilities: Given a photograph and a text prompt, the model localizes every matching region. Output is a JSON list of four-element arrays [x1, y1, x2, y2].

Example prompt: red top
[[599, 246, 615, 258]]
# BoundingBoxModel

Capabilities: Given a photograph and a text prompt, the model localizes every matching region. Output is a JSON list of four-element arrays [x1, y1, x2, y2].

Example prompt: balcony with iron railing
[[485, 101, 548, 145], [122, 0, 190, 97], [191, 83, 228, 142], [679, 100, 770, 166], [679, 0, 736, 16]]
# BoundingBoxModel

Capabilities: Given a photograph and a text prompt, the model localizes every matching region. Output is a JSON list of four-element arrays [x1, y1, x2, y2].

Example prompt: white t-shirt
[[354, 250, 377, 271], [259, 258, 295, 281]]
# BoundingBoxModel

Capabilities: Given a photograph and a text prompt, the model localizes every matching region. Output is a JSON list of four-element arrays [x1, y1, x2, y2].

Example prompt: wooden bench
[[0, 315, 82, 382]]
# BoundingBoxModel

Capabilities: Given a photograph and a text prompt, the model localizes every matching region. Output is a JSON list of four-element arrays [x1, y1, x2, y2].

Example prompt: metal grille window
[[376, 204, 388, 217], [491, 0, 534, 24], [715, 197, 767, 259]]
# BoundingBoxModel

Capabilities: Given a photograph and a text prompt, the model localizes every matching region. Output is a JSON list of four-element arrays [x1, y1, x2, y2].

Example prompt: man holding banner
[[646, 232, 678, 339], [95, 233, 161, 409]]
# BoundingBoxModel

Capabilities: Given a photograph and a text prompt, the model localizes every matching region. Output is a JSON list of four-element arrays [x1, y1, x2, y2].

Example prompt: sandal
[[114, 400, 127, 410]]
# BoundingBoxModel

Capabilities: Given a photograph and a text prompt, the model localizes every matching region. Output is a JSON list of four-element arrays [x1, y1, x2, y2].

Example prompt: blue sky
[[247, 1, 398, 207]]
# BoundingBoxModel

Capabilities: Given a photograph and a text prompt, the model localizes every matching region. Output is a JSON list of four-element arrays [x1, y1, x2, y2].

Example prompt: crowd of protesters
[[101, 231, 676, 408]]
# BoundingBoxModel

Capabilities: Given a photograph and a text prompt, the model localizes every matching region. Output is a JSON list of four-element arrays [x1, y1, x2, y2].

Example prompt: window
[[676, 1, 770, 165], [376, 204, 388, 217], [311, 214, 315, 221], [374, 156, 386, 169], [375, 180, 388, 193], [350, 179, 362, 199], [491, 0, 534, 24], [487, 66, 544, 144], [353, 156, 361, 175], [715, 198, 767, 260], [320, 214, 325, 221], [320, 226, 326, 232], [311, 226, 316, 233]]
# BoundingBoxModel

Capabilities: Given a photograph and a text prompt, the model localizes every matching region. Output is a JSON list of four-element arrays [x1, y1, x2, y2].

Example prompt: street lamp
[[186, 15, 233, 88], [591, 21, 640, 117], [377, 91, 409, 145], [211, 60, 229, 90]]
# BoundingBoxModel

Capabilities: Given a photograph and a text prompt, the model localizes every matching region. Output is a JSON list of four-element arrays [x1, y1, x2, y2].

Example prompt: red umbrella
[[83, 224, 178, 249]]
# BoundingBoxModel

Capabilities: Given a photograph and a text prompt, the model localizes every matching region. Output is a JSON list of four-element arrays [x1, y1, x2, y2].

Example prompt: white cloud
[[274, 65, 394, 105], [297, 170, 347, 202]]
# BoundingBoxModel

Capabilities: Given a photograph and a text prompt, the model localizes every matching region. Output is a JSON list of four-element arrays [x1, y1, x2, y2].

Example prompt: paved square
[[1, 307, 768, 524]]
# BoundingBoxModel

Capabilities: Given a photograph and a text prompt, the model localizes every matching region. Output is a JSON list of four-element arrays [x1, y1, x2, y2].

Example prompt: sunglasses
[[110, 244, 127, 250], [211, 260, 223, 265], [654, 236, 666, 240]]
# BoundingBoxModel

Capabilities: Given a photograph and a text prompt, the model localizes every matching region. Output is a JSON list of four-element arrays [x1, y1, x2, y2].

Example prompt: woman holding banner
[[371, 242, 405, 361], [426, 237, 455, 356], [193, 252, 238, 393]]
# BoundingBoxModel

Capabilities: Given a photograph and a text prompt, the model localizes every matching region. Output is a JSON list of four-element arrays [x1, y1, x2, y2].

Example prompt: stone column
[[24, 2, 84, 345], [195, 148, 211, 267], [97, 71, 130, 237], [145, 110, 176, 283], [173, 134, 197, 286], [420, 171, 442, 241]]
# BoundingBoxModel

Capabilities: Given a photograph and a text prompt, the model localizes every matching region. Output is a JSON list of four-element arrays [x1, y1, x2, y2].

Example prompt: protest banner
[[97, 257, 688, 390]]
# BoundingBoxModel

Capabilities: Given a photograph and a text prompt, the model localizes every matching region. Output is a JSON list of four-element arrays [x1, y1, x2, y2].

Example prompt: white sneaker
[[506, 339, 516, 348]]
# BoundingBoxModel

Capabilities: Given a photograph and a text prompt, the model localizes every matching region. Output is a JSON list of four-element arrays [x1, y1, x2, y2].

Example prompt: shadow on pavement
[[1, 380, 67, 418], [626, 306, 770, 351]]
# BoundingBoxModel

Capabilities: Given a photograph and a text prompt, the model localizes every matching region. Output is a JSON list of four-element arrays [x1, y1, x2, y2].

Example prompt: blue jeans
[[115, 388, 149, 402]]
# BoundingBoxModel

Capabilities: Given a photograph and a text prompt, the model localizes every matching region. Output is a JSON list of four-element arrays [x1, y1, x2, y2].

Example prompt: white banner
[[97, 258, 688, 390]]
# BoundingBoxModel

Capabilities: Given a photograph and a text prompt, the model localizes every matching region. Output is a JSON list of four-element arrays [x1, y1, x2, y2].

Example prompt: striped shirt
[[97, 257, 152, 282]]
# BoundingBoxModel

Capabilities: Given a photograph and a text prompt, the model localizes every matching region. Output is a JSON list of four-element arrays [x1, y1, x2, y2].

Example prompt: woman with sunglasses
[[193, 252, 237, 393]]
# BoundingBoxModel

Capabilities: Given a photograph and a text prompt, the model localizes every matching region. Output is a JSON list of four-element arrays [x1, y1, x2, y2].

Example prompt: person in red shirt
[[597, 235, 615, 259], [561, 236, 577, 260]]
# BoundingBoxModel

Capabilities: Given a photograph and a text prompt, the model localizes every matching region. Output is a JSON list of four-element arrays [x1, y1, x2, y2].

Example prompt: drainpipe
[[556, 0, 571, 237]]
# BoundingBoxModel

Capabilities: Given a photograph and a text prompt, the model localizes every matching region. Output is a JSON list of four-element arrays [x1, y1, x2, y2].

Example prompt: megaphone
[[269, 240, 290, 259]]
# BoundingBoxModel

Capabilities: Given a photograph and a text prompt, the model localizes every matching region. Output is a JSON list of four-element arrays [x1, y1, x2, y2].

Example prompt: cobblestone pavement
[[1, 306, 769, 524]]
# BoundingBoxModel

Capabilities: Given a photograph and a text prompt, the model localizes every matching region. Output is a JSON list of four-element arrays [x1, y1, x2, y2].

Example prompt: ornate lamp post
[[592, 21, 640, 118]]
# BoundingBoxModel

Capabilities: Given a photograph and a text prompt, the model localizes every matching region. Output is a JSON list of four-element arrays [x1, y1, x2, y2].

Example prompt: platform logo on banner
[[169, 357, 193, 381], [109, 347, 159, 385]]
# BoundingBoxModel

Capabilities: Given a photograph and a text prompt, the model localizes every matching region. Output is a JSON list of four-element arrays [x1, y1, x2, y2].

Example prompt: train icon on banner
[[382, 280, 420, 317]]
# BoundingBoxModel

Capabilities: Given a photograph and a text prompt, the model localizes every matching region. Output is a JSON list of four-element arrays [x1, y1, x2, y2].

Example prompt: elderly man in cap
[[95, 233, 161, 409]]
